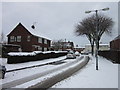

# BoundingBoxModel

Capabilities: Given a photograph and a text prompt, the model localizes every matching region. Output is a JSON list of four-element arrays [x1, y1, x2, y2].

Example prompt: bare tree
[[0, 32, 3, 43], [0, 31, 7, 44], [51, 39, 64, 51], [75, 14, 114, 55]]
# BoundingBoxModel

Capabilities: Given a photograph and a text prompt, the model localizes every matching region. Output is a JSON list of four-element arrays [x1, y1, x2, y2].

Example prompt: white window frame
[[14, 37, 17, 42], [44, 39, 47, 44], [17, 36, 21, 42], [10, 36, 14, 42], [38, 46, 42, 51], [38, 37, 42, 43], [44, 47, 47, 51], [27, 36, 31, 42]]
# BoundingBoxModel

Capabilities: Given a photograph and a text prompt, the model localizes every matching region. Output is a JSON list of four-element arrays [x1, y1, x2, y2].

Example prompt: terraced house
[[7, 23, 51, 52]]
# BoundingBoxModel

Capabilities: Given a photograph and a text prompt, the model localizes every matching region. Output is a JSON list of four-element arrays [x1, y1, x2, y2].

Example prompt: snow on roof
[[9, 23, 51, 40], [3, 44, 21, 47], [28, 27, 51, 40], [25, 23, 51, 40], [113, 35, 120, 40], [74, 47, 85, 48], [85, 44, 109, 46]]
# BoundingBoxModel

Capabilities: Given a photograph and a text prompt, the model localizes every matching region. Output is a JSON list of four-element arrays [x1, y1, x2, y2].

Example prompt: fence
[[98, 50, 120, 64]]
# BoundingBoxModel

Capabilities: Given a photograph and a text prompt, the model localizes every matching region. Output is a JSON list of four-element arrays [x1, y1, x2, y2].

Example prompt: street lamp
[[85, 7, 109, 70]]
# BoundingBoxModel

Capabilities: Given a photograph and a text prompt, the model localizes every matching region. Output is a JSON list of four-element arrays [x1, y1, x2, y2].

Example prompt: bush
[[7, 51, 67, 64], [98, 50, 120, 64]]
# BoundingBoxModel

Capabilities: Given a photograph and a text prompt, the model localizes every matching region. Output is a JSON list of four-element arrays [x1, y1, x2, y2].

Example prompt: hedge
[[98, 50, 120, 64], [7, 51, 67, 64]]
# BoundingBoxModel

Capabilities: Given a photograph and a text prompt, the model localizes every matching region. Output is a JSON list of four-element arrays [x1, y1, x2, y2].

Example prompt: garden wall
[[7, 51, 67, 64], [98, 50, 120, 64]]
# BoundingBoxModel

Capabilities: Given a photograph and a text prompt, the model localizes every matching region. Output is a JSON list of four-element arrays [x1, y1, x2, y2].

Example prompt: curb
[[6, 58, 66, 73]]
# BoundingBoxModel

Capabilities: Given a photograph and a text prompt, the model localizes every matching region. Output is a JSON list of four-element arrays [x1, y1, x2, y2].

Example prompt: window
[[38, 38, 42, 43], [10, 36, 14, 42], [27, 36, 31, 42], [14, 37, 17, 42], [17, 36, 21, 42], [44, 39, 47, 44], [38, 46, 42, 51], [44, 47, 47, 51]]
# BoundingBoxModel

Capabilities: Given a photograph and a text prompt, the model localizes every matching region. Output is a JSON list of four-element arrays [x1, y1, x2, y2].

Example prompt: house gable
[[7, 23, 32, 37]]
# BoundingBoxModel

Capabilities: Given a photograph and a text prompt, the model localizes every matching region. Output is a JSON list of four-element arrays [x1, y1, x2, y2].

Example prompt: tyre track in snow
[[2, 56, 84, 89], [27, 56, 89, 89]]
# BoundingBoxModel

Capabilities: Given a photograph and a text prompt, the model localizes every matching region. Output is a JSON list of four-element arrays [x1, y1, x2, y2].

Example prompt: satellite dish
[[31, 22, 37, 29], [31, 25, 35, 29]]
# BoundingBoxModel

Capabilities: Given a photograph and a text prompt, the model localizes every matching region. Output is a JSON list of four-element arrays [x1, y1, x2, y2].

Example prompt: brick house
[[74, 47, 85, 53], [61, 41, 74, 51], [110, 35, 120, 51], [51, 41, 74, 51], [7, 23, 51, 52]]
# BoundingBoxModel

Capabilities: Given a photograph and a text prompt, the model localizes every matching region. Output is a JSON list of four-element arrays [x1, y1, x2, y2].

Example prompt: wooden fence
[[98, 50, 120, 64]]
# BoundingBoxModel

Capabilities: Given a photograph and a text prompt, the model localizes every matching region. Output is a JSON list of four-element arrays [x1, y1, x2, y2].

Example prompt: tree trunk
[[91, 43, 94, 56], [98, 42, 99, 50]]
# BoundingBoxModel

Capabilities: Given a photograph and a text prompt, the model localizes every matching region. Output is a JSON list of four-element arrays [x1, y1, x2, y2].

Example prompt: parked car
[[0, 65, 6, 79], [81, 52, 89, 55], [75, 51, 80, 56], [66, 51, 76, 59]]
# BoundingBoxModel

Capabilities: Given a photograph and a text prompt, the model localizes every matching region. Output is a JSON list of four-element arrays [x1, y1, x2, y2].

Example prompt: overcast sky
[[1, 1, 119, 47]]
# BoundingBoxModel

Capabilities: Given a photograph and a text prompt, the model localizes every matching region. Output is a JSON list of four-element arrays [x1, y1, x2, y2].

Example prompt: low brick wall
[[98, 50, 120, 64], [7, 51, 67, 64]]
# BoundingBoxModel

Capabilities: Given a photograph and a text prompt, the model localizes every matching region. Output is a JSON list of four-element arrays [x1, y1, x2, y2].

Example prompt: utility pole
[[85, 7, 109, 70], [95, 10, 99, 70]]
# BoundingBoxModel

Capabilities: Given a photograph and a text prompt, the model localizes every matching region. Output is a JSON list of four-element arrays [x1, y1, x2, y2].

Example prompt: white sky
[[1, 0, 119, 47]]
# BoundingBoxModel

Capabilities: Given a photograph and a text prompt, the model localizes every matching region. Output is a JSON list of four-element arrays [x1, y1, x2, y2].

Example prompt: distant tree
[[0, 32, 7, 44], [51, 39, 64, 51], [0, 32, 3, 43], [75, 14, 114, 55]]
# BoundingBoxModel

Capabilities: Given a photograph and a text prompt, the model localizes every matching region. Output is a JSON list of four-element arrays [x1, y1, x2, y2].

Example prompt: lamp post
[[85, 7, 109, 70]]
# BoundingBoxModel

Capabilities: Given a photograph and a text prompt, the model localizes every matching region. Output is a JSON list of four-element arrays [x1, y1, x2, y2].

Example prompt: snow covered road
[[0, 55, 89, 89], [51, 55, 118, 88], [28, 56, 89, 89]]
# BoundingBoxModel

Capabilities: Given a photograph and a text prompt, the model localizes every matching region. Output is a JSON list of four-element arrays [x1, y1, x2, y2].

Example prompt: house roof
[[74, 47, 85, 49], [85, 44, 109, 46], [113, 35, 120, 40], [26, 24, 51, 40], [8, 23, 51, 40]]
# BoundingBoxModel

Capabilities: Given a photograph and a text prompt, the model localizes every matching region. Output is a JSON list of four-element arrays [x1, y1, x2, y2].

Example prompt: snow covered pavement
[[51, 55, 118, 88]]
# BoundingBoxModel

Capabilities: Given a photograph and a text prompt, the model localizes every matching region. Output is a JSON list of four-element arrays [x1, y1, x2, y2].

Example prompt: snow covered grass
[[0, 56, 66, 71], [52, 55, 118, 88], [1, 65, 58, 84]]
